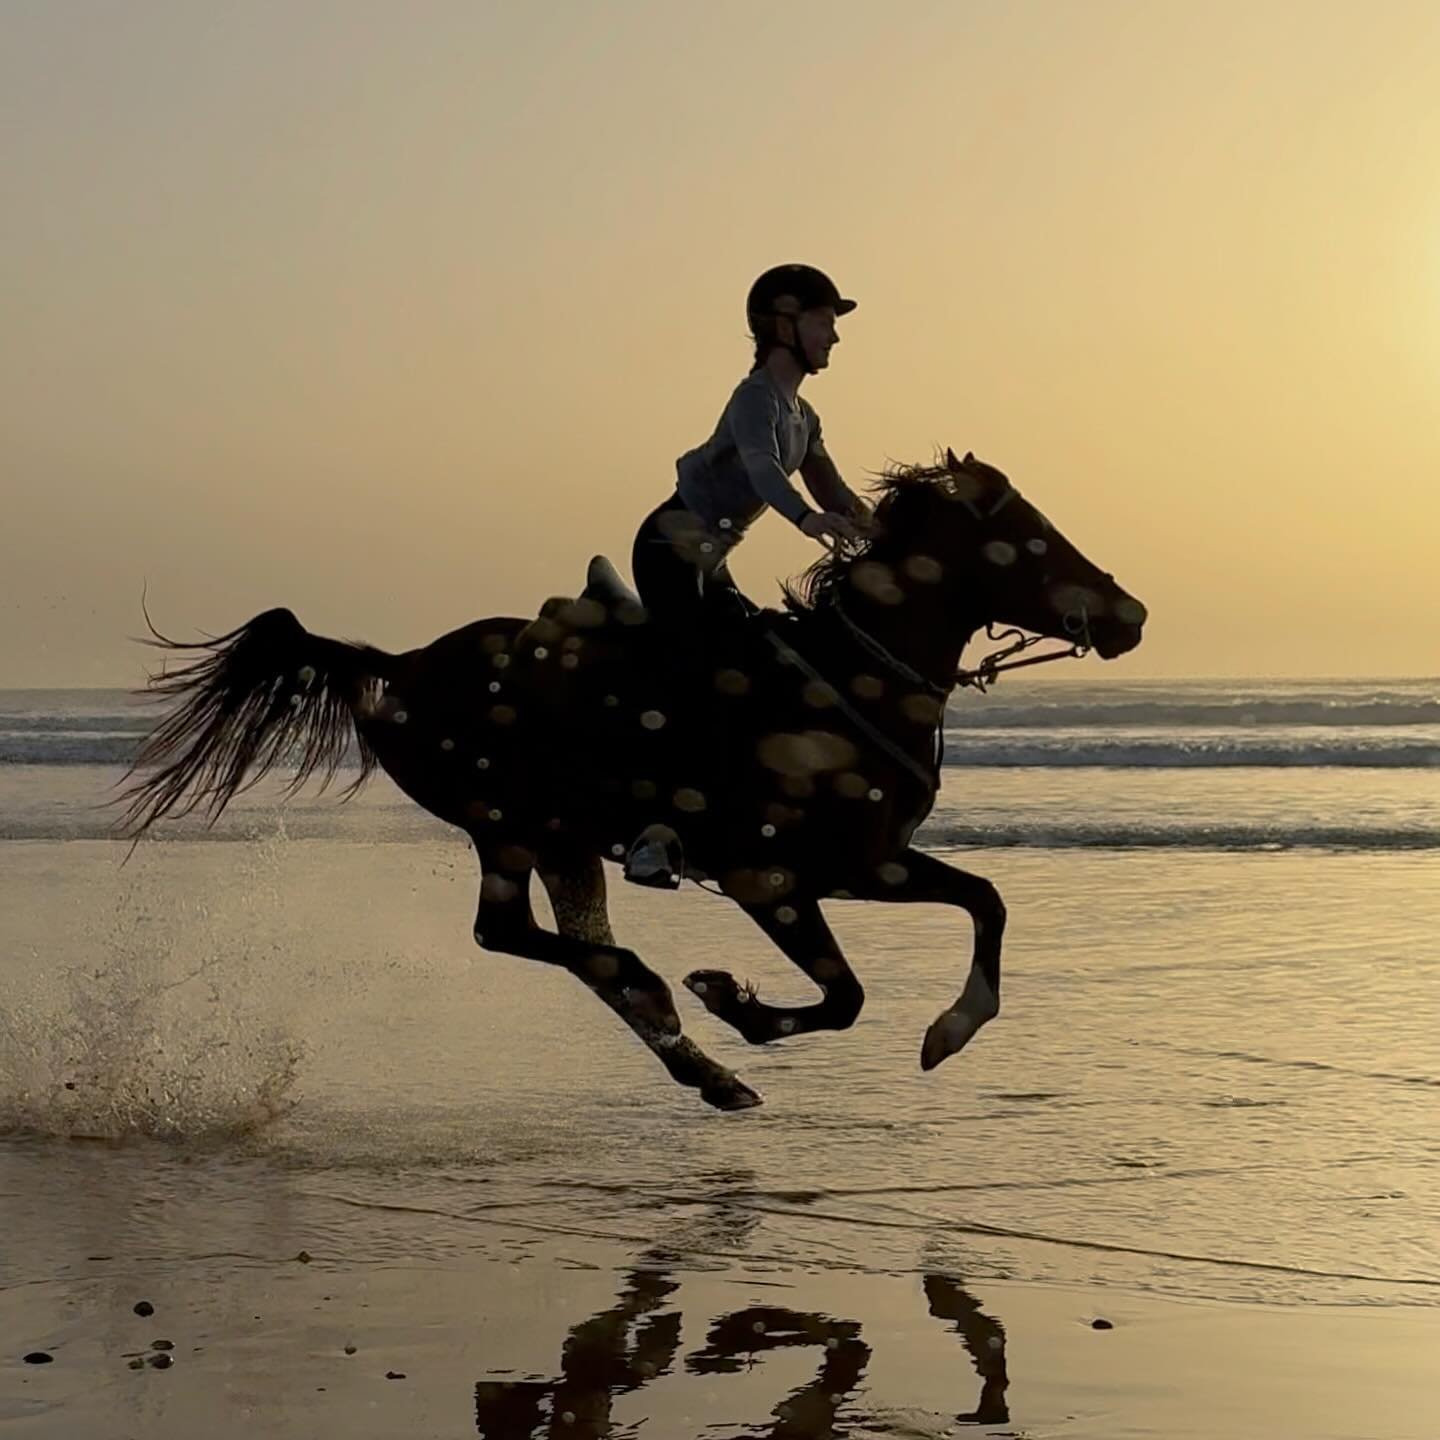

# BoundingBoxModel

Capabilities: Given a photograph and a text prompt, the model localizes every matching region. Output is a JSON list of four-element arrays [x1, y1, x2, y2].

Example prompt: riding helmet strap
[[765, 299, 815, 375]]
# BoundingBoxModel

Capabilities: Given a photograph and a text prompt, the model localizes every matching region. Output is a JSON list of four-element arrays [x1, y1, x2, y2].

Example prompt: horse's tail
[[116, 606, 393, 839]]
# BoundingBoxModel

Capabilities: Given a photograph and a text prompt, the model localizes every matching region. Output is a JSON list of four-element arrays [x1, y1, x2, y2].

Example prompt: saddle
[[514, 556, 647, 649], [513, 556, 797, 709], [581, 555, 641, 612], [522, 554, 767, 644]]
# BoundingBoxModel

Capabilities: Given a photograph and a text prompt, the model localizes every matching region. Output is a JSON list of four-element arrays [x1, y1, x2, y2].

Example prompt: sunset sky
[[4, 1, 1438, 685]]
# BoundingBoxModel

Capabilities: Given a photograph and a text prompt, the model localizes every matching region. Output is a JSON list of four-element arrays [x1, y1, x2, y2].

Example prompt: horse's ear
[[945, 447, 961, 472]]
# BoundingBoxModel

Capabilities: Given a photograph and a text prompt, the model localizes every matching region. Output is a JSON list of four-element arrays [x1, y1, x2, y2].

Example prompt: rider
[[624, 263, 872, 887], [631, 263, 871, 630]]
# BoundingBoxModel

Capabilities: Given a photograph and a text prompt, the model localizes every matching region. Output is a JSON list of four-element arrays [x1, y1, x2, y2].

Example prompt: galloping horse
[[120, 450, 1146, 1110]]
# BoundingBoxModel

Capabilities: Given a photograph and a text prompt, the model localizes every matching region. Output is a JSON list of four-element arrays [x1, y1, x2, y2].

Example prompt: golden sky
[[4, 1, 1438, 685]]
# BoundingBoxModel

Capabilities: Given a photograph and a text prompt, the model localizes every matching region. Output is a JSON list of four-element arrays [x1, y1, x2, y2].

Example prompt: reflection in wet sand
[[687, 1304, 869, 1437], [924, 1273, 1009, 1425], [474, 1267, 681, 1438], [475, 1254, 1007, 1437]]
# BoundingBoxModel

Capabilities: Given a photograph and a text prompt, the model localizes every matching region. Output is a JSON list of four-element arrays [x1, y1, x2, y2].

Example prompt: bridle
[[781, 471, 1097, 794], [953, 617, 1091, 694], [828, 476, 1095, 698]]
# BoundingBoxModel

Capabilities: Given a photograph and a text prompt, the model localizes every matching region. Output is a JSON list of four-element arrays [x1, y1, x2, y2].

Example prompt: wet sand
[[3, 1227, 1438, 1439], [3, 775, 1439, 1437]]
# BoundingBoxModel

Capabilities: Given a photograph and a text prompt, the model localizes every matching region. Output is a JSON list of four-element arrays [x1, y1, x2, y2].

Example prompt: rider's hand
[[800, 511, 866, 548]]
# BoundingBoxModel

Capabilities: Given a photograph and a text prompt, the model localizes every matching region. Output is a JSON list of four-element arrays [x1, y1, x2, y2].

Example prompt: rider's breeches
[[631, 493, 750, 627]]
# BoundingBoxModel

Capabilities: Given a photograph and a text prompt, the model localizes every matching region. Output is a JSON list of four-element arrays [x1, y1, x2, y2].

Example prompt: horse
[[118, 449, 1146, 1111]]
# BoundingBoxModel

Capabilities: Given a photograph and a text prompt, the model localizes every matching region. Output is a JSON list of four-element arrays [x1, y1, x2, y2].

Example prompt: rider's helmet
[[745, 264, 856, 373]]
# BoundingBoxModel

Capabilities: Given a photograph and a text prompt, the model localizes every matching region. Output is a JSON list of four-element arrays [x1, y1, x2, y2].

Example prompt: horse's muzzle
[[1091, 594, 1147, 659]]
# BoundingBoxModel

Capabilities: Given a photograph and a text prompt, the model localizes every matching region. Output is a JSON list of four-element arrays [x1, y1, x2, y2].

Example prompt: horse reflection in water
[[473, 1265, 1007, 1438]]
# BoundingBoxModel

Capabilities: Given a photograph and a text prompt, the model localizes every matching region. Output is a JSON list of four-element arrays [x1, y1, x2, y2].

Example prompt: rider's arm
[[728, 383, 814, 529], [798, 408, 865, 518]]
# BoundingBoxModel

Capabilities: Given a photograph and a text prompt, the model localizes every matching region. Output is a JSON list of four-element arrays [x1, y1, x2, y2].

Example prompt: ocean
[[1, 677, 1438, 1436]]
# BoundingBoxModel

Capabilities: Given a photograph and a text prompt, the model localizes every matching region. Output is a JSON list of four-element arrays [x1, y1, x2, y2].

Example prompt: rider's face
[[775, 305, 840, 370], [796, 306, 840, 370]]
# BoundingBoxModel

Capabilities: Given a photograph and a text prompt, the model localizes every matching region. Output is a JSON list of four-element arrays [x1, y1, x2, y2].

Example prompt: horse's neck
[[788, 591, 973, 797], [828, 587, 976, 700]]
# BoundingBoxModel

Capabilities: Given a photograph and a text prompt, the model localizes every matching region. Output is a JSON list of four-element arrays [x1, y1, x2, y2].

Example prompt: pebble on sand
[[343, 1344, 357, 1356], [148, 1354, 174, 1369], [295, 1250, 312, 1264], [385, 1370, 407, 1380], [23, 1352, 53, 1365], [151, 1340, 174, 1351], [127, 1358, 145, 1370], [1091, 1318, 1114, 1330], [133, 1301, 155, 1317]]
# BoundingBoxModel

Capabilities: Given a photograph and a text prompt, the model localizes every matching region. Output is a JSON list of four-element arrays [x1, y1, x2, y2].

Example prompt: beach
[[2, 680, 1438, 1437]]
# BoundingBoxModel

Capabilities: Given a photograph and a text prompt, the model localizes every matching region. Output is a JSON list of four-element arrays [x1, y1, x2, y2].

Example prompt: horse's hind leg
[[472, 846, 672, 1033], [684, 900, 865, 1045], [473, 841, 760, 1111], [538, 852, 761, 1111]]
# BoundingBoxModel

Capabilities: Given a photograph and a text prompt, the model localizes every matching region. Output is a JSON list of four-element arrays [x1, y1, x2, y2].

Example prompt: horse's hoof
[[702, 1074, 764, 1111], [920, 1010, 978, 1072], [684, 970, 772, 1044], [683, 968, 740, 1015], [684, 968, 728, 998]]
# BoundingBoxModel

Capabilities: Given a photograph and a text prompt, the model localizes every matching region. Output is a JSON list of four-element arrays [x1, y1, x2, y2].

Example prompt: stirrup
[[623, 825, 684, 890]]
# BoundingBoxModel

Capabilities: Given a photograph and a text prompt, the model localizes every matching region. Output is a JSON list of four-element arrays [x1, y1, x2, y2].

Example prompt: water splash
[[0, 821, 305, 1142]]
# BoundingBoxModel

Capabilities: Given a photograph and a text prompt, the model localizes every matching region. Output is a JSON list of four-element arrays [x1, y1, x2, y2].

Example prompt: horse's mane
[[783, 459, 953, 614]]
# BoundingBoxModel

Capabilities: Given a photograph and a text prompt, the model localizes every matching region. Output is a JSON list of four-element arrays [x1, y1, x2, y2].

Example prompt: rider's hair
[[748, 314, 779, 372]]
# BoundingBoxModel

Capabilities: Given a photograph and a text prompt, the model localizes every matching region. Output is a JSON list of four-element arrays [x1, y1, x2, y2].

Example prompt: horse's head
[[862, 449, 1147, 661]]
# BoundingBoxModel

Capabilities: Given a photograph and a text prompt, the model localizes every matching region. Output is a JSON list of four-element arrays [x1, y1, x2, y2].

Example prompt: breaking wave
[[939, 735, 1440, 768], [4, 682, 1440, 771], [927, 820, 1440, 852], [947, 694, 1440, 729]]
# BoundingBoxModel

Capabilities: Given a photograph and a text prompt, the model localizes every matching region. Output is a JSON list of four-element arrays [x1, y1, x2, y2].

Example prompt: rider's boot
[[623, 823, 684, 890]]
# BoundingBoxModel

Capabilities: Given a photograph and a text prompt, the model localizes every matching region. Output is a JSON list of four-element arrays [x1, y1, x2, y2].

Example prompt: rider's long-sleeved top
[[675, 370, 861, 541]]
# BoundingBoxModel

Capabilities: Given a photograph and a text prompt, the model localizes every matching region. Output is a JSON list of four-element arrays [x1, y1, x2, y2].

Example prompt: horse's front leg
[[849, 848, 1005, 1071]]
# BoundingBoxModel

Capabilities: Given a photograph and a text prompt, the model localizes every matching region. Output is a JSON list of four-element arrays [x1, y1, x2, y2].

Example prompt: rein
[[834, 601, 1092, 698], [833, 600, 948, 698], [763, 629, 941, 797], [769, 603, 1091, 804], [819, 605, 1089, 789], [953, 623, 1091, 694]]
